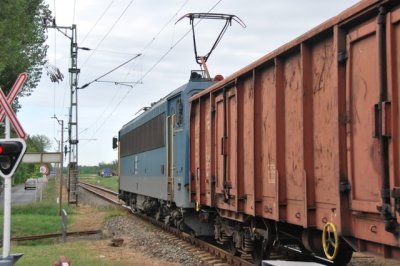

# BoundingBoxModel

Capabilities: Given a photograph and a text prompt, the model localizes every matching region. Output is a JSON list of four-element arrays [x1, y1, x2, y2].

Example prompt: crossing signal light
[[0, 139, 26, 178], [112, 137, 118, 150]]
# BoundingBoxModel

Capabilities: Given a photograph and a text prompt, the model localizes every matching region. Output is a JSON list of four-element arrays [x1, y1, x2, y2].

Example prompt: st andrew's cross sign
[[0, 73, 27, 139]]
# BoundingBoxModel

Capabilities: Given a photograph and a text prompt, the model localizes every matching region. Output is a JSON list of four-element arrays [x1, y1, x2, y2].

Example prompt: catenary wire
[[80, 0, 190, 137], [80, 0, 136, 69], [94, 49, 139, 56], [80, 0, 115, 45], [78, 54, 141, 89], [122, 0, 189, 80], [86, 0, 223, 139]]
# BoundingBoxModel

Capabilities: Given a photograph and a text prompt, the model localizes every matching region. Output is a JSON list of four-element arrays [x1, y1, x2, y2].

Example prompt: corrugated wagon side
[[190, 0, 400, 261]]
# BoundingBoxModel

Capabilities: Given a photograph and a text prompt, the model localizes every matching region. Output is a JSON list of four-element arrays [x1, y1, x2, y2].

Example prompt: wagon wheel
[[252, 235, 273, 265], [129, 200, 137, 214], [252, 239, 265, 265], [252, 220, 272, 265], [155, 209, 162, 221], [322, 222, 339, 260], [226, 237, 238, 256]]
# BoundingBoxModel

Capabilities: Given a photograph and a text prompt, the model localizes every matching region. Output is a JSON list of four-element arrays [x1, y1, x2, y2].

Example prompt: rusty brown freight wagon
[[189, 0, 400, 263]]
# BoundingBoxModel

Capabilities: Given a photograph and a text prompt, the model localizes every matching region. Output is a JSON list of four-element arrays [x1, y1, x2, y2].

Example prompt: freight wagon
[[189, 0, 400, 263]]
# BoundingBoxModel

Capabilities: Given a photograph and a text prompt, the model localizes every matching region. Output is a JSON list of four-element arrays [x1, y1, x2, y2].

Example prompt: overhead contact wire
[[88, 0, 223, 138], [80, 0, 115, 45], [82, 0, 190, 137], [81, 0, 136, 68], [78, 53, 141, 89]]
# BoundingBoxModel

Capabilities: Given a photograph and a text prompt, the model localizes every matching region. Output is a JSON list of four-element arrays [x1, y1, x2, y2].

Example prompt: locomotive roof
[[119, 77, 213, 136]]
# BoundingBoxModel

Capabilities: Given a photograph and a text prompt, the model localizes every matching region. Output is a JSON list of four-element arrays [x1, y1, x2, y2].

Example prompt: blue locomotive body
[[118, 72, 214, 235]]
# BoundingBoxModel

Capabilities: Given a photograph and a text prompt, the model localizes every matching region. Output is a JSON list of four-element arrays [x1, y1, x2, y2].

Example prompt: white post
[[2, 117, 11, 258], [59, 120, 63, 215]]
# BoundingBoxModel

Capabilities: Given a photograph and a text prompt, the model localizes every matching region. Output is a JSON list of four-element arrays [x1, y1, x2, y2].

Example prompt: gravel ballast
[[104, 215, 206, 265]]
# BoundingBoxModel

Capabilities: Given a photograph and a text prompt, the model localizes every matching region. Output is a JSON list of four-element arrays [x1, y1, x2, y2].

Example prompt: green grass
[[80, 174, 119, 191], [10, 205, 65, 236], [0, 178, 73, 245], [12, 241, 116, 266], [0, 176, 132, 265]]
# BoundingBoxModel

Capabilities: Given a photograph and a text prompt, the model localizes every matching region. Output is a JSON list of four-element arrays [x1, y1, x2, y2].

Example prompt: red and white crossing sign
[[39, 164, 49, 175], [0, 73, 27, 139]]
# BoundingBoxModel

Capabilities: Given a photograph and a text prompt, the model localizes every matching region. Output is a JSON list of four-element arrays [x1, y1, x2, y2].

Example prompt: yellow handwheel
[[322, 222, 339, 260]]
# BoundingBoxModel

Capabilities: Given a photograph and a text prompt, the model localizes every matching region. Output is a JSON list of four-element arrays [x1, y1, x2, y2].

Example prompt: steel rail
[[78, 183, 253, 265], [78, 183, 330, 265], [79, 181, 118, 195], [78, 181, 120, 205], [0, 230, 101, 246], [133, 210, 253, 266]]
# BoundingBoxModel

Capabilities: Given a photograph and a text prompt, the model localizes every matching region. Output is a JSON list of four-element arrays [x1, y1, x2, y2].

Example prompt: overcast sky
[[18, 0, 360, 166]]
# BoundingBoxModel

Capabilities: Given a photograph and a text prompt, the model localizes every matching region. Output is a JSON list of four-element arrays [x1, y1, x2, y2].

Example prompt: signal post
[[0, 74, 28, 265]]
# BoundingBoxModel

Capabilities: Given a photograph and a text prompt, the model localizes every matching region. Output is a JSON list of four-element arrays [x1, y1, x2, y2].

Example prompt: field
[[0, 176, 128, 265], [0, 178, 72, 242]]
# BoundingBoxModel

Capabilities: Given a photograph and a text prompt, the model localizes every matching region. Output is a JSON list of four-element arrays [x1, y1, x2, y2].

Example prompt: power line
[[121, 0, 190, 81], [94, 49, 139, 56], [135, 0, 224, 82], [81, 0, 190, 136], [133, 0, 225, 83], [80, 0, 115, 45], [81, 0, 136, 68], [77, 54, 141, 141], [95, 80, 142, 87], [78, 53, 141, 89], [139, 0, 189, 56], [87, 0, 224, 138]]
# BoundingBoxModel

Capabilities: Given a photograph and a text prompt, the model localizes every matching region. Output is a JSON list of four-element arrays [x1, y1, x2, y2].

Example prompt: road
[[0, 182, 44, 208]]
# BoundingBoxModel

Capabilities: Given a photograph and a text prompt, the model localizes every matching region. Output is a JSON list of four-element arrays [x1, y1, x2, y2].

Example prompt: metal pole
[[67, 24, 79, 204], [2, 117, 11, 258], [58, 120, 64, 215], [46, 23, 81, 205], [72, 25, 79, 204]]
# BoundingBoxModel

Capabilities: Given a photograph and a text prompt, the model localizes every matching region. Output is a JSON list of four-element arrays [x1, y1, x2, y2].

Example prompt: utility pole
[[46, 22, 84, 204], [52, 116, 64, 215], [68, 24, 79, 204]]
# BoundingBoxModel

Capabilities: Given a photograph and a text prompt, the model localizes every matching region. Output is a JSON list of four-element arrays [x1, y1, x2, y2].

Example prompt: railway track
[[0, 230, 101, 246], [78, 181, 120, 204], [78, 181, 349, 265], [134, 211, 253, 266], [82, 182, 400, 266], [78, 181, 253, 265]]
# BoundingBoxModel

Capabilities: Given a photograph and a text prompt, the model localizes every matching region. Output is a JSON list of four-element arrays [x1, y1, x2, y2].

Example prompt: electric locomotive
[[117, 70, 218, 236]]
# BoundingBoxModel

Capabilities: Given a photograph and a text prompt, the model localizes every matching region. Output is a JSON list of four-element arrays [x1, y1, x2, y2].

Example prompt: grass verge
[[12, 241, 115, 266], [0, 175, 134, 265], [0, 178, 73, 243]]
